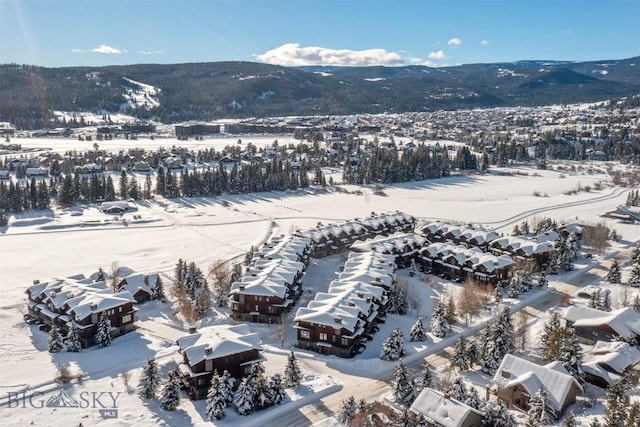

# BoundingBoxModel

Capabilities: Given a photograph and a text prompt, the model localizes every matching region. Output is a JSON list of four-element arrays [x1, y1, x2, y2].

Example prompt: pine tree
[[605, 380, 629, 427], [601, 290, 612, 312], [629, 262, 640, 286], [537, 272, 548, 288], [267, 373, 286, 405], [607, 259, 622, 284], [48, 326, 63, 353], [409, 317, 428, 342], [206, 372, 227, 420], [589, 289, 600, 309], [379, 326, 407, 361], [562, 414, 577, 427], [483, 401, 516, 427], [152, 275, 166, 301], [465, 387, 484, 411], [429, 301, 448, 338], [95, 312, 112, 347], [466, 340, 480, 367], [452, 335, 470, 371], [252, 364, 271, 409], [417, 363, 435, 392], [137, 358, 160, 399], [627, 401, 640, 426], [558, 327, 584, 383], [633, 294, 640, 313], [445, 296, 457, 326], [494, 281, 504, 303], [482, 307, 514, 374], [284, 352, 302, 388], [66, 324, 82, 352], [391, 360, 415, 406], [527, 387, 557, 426], [220, 370, 235, 404], [337, 396, 357, 425], [234, 377, 255, 416], [445, 376, 468, 402], [160, 371, 182, 411]]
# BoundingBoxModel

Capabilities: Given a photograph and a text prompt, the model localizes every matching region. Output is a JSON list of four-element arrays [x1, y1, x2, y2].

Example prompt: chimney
[[334, 316, 342, 323], [189, 326, 197, 334]]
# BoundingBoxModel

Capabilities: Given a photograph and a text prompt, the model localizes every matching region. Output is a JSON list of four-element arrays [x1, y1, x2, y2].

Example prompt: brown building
[[175, 324, 265, 400]]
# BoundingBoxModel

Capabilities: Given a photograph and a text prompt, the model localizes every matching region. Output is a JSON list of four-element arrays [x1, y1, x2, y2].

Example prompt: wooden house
[[410, 387, 484, 427]]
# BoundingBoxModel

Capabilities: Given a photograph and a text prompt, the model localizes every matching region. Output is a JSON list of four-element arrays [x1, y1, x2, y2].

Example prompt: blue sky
[[1, 0, 638, 68]]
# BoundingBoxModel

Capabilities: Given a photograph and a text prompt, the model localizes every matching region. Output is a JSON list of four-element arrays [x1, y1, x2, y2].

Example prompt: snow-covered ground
[[1, 139, 639, 426]]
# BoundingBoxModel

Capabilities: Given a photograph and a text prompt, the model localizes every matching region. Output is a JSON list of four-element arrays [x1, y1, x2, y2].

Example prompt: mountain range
[[0, 56, 638, 128]]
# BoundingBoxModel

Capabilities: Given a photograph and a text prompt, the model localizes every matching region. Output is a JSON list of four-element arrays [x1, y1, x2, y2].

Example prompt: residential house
[[491, 354, 583, 416], [175, 324, 265, 400], [410, 387, 484, 427], [563, 305, 640, 345], [583, 341, 640, 388]]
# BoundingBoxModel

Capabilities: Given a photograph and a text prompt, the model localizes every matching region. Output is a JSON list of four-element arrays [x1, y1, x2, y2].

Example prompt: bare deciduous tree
[[278, 313, 287, 348], [457, 279, 485, 325], [617, 284, 632, 308], [110, 261, 122, 292], [514, 311, 530, 351], [208, 260, 232, 306], [582, 222, 610, 255]]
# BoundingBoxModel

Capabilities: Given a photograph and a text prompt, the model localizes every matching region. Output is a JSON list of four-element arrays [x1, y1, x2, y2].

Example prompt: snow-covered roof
[[589, 341, 640, 373], [327, 280, 385, 301], [229, 276, 288, 299], [177, 324, 263, 366], [410, 387, 483, 427], [118, 273, 151, 296], [294, 304, 361, 333], [337, 271, 393, 288], [68, 291, 136, 321], [564, 306, 640, 339], [492, 354, 583, 412]]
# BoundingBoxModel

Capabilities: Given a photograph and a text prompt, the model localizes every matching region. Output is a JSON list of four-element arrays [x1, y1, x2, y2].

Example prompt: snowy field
[[1, 138, 640, 426]]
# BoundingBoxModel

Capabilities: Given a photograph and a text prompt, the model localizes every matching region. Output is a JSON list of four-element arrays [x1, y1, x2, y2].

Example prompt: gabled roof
[[589, 341, 640, 373], [68, 291, 136, 321], [410, 387, 483, 427], [295, 304, 361, 332], [564, 306, 640, 339], [177, 324, 262, 366], [229, 276, 288, 298], [492, 354, 583, 412]]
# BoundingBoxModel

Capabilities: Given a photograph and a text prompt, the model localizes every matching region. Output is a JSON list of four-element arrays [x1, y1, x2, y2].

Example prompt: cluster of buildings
[[294, 211, 416, 258], [418, 221, 555, 282], [24, 271, 159, 348], [294, 252, 396, 358], [228, 234, 311, 323]]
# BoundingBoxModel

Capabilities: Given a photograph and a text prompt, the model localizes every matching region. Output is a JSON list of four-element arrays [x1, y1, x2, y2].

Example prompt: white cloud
[[407, 57, 437, 67], [91, 45, 126, 54], [447, 38, 462, 47], [71, 48, 83, 53], [480, 40, 490, 46], [428, 50, 447, 60], [256, 43, 405, 66]]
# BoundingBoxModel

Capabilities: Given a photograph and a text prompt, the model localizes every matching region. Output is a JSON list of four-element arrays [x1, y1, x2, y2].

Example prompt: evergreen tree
[[562, 414, 577, 427], [409, 317, 428, 342], [494, 281, 504, 303], [482, 306, 514, 374], [233, 377, 255, 416], [66, 324, 82, 352], [251, 363, 271, 409], [156, 166, 166, 196], [267, 373, 286, 405], [379, 326, 407, 361], [137, 358, 161, 399], [527, 387, 557, 426], [151, 275, 166, 301], [119, 169, 129, 200], [465, 387, 485, 411], [206, 372, 227, 420], [540, 312, 562, 360], [627, 402, 640, 426], [602, 290, 612, 312], [607, 259, 622, 284], [452, 335, 471, 371], [633, 294, 640, 313], [391, 360, 415, 406], [483, 401, 516, 427], [429, 301, 448, 338], [95, 312, 112, 347], [466, 340, 480, 367], [220, 370, 235, 405], [445, 296, 457, 326], [48, 326, 63, 353], [629, 261, 640, 287], [558, 327, 584, 383], [337, 396, 357, 425], [417, 363, 435, 392], [445, 376, 468, 402], [537, 272, 548, 288], [284, 352, 302, 388], [160, 371, 182, 411], [604, 380, 629, 427]]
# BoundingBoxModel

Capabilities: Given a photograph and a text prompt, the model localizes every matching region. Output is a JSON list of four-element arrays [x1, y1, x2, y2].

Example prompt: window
[[122, 314, 132, 323], [341, 338, 349, 346], [300, 330, 310, 339], [319, 332, 328, 341]]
